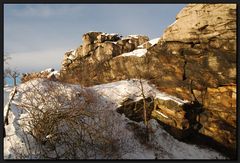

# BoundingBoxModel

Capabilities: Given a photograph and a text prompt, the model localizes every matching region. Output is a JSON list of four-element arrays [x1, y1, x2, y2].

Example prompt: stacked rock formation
[[60, 32, 149, 85]]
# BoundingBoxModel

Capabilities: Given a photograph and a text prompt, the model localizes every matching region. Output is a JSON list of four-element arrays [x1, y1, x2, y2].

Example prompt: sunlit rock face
[[56, 4, 236, 154], [161, 3, 236, 89], [157, 4, 236, 151], [59, 32, 149, 85], [162, 4, 236, 49]]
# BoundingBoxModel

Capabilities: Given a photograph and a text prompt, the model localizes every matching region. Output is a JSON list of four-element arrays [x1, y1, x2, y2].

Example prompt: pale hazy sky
[[4, 4, 186, 73]]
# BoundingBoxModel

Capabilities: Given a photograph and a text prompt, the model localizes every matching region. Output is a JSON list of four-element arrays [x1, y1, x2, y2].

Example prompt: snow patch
[[91, 79, 188, 107], [4, 86, 14, 93], [122, 35, 142, 40], [47, 70, 60, 78], [137, 37, 160, 49], [41, 68, 54, 73], [67, 49, 77, 60], [149, 38, 160, 46], [120, 49, 147, 57], [128, 35, 140, 38], [155, 92, 187, 105]]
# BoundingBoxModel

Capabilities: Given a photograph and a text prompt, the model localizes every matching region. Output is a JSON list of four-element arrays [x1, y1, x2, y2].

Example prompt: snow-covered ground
[[3, 79, 227, 159]]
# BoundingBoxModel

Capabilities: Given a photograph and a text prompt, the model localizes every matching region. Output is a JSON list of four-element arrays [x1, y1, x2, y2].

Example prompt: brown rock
[[152, 99, 188, 130]]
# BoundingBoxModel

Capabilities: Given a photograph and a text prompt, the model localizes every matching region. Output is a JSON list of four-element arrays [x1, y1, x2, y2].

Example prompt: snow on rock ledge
[[119, 49, 148, 57], [137, 37, 160, 49]]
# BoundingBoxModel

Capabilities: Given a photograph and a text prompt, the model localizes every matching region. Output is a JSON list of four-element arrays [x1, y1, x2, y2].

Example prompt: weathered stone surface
[[162, 4, 236, 52], [118, 96, 202, 140], [197, 85, 236, 150], [199, 109, 236, 150], [82, 32, 103, 45]]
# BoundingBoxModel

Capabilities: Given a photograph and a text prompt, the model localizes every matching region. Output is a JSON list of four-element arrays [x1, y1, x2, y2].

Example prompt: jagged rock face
[[162, 4, 236, 52], [156, 4, 236, 150], [60, 32, 149, 84], [160, 6, 236, 88], [61, 32, 149, 66], [161, 3, 236, 88], [58, 4, 236, 152]]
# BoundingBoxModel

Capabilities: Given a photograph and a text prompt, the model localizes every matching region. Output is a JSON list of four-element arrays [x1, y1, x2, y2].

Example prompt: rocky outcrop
[[21, 68, 59, 83], [58, 4, 236, 155], [61, 32, 149, 69], [60, 32, 149, 85]]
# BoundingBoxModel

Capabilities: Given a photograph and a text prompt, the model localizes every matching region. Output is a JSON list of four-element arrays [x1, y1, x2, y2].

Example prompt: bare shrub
[[8, 79, 134, 159]]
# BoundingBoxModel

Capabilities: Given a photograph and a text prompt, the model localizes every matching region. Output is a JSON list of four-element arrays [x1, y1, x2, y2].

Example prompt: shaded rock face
[[198, 85, 236, 150], [58, 4, 236, 153], [116, 97, 154, 122], [117, 96, 202, 140], [152, 99, 202, 139]]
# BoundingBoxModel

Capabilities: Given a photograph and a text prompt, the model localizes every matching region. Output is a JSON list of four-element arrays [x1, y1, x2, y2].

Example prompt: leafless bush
[[8, 79, 134, 159]]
